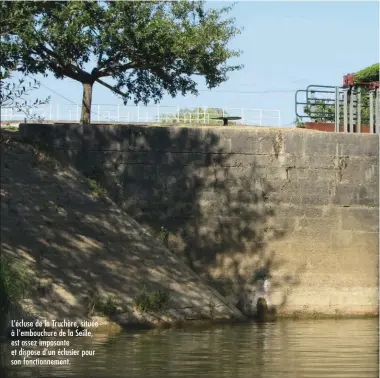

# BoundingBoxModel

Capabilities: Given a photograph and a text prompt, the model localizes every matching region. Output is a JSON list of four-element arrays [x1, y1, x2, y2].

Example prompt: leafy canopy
[[1, 1, 243, 109]]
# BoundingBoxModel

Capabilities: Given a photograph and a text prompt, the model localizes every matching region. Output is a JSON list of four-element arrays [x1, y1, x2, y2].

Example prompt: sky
[[4, 1, 380, 126]]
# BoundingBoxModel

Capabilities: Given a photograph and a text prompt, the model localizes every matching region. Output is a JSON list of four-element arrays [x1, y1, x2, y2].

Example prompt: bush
[[0, 255, 32, 314], [133, 288, 170, 313]]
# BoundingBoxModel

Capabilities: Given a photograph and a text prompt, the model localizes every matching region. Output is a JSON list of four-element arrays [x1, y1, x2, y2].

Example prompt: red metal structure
[[343, 73, 379, 90]]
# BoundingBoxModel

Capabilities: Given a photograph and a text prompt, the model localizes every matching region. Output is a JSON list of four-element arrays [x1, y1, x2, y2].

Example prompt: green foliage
[[85, 290, 119, 317], [0, 77, 50, 120], [0, 254, 32, 314], [152, 226, 170, 248], [133, 288, 170, 313], [86, 178, 106, 197], [294, 117, 304, 127], [1, 1, 242, 123], [354, 63, 379, 83], [304, 93, 371, 123], [160, 107, 231, 125]]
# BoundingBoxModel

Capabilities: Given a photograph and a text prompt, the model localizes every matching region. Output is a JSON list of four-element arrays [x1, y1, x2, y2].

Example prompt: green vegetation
[[133, 288, 170, 313], [0, 78, 50, 121], [85, 290, 119, 317], [304, 63, 378, 123], [160, 107, 234, 125], [354, 63, 379, 83], [152, 226, 170, 248], [1, 125, 18, 131], [0, 254, 32, 315], [86, 178, 106, 197], [2, 1, 242, 124]]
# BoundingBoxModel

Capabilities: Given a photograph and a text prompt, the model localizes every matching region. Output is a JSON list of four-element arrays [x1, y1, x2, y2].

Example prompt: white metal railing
[[1, 103, 282, 126]]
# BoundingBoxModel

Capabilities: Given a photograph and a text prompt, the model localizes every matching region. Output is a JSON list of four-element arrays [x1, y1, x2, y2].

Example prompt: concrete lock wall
[[19, 123, 379, 316]]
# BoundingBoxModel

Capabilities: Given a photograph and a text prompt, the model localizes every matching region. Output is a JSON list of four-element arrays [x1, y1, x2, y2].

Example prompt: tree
[[1, 1, 243, 124], [1, 2, 51, 121]]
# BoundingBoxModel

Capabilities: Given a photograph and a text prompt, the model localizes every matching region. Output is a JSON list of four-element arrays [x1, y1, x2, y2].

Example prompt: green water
[[1, 318, 378, 378]]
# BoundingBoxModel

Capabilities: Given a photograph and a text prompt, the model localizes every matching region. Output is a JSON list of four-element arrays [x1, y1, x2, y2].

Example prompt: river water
[[1, 318, 378, 378]]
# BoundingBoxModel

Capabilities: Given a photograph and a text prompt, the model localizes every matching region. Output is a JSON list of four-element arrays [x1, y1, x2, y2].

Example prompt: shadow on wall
[[17, 124, 304, 315], [2, 136, 247, 326]]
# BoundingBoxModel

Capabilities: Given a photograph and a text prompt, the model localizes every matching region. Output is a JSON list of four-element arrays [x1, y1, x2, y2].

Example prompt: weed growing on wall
[[133, 288, 170, 313], [85, 178, 106, 198]]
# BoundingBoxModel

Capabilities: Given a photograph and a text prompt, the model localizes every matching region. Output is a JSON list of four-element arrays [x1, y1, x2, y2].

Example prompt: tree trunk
[[81, 82, 93, 124]]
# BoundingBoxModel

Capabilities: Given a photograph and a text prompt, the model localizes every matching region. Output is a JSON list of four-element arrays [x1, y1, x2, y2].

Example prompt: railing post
[[177, 106, 180, 123], [349, 88, 355, 133], [97, 105, 100, 122], [357, 87, 361, 133], [343, 90, 348, 133], [49, 103, 52, 121], [334, 86, 340, 132], [369, 91, 374, 133], [375, 88, 380, 134]]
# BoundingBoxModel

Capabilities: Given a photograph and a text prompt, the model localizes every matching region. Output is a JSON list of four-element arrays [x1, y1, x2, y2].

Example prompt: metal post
[[334, 86, 340, 132], [369, 91, 374, 133], [203, 107, 206, 124], [349, 88, 355, 133], [310, 91, 316, 115], [343, 90, 348, 133], [177, 106, 180, 123], [375, 88, 380, 134], [357, 87, 361, 133]]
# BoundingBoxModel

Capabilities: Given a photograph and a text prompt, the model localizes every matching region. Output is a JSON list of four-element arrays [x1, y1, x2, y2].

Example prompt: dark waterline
[[1, 318, 378, 378]]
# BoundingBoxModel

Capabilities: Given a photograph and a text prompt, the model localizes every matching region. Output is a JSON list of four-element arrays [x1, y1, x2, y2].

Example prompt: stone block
[[82, 124, 129, 151], [128, 125, 230, 153], [332, 182, 379, 207], [340, 207, 379, 232], [340, 157, 379, 183], [19, 123, 55, 145]]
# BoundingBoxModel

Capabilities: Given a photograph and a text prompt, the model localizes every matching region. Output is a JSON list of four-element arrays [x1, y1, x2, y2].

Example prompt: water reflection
[[1, 318, 378, 378]]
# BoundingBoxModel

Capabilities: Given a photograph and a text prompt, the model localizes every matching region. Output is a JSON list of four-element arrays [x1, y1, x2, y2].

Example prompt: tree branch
[[95, 78, 128, 98]]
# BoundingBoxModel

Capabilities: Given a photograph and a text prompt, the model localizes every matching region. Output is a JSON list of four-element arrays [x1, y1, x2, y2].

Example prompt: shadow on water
[[0, 318, 378, 378]]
